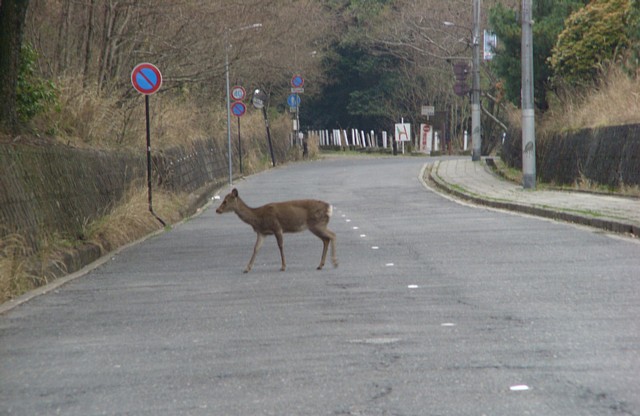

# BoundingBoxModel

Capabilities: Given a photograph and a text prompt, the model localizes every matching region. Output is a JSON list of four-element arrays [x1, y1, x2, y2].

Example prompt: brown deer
[[216, 188, 338, 273]]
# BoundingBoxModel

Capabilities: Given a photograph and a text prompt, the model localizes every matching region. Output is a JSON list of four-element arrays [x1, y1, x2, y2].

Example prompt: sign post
[[395, 120, 411, 155], [252, 89, 276, 167], [131, 63, 165, 226], [230, 86, 246, 174], [290, 75, 304, 147]]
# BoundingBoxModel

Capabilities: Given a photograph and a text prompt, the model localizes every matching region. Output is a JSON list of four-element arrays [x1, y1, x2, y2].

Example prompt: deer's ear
[[232, 188, 239, 197]]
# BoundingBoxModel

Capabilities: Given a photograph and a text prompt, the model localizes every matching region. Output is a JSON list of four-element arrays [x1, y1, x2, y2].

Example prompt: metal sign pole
[[262, 107, 276, 167], [145, 95, 166, 226], [237, 116, 243, 174]]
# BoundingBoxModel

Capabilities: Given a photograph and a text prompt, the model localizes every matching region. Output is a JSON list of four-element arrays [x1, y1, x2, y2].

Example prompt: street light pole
[[225, 30, 232, 187], [224, 23, 262, 188], [471, 0, 482, 162], [521, 0, 536, 189]]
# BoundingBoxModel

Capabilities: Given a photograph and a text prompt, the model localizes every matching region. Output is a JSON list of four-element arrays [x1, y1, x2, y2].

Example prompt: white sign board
[[421, 105, 435, 117], [395, 123, 411, 142], [484, 30, 497, 61]]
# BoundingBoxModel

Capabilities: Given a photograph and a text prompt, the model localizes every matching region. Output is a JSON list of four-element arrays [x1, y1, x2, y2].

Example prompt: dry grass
[[540, 67, 640, 137], [0, 233, 31, 303], [86, 184, 186, 251]]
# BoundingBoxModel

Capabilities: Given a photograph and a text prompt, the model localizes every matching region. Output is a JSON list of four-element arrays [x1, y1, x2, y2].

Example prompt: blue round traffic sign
[[231, 101, 246, 117], [131, 63, 162, 95], [287, 94, 301, 108], [291, 74, 304, 88]]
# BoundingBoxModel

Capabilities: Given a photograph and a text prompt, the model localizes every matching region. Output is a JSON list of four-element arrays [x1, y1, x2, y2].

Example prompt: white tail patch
[[328, 204, 333, 217]]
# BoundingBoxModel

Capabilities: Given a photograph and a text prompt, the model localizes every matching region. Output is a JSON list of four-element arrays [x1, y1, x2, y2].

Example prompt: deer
[[216, 188, 338, 273]]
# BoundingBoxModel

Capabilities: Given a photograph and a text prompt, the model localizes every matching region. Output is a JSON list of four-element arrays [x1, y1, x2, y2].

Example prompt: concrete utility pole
[[471, 0, 482, 161], [521, 0, 536, 189]]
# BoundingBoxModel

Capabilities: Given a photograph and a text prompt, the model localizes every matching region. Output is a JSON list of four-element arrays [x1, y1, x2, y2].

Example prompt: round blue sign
[[291, 74, 304, 88], [287, 94, 301, 108], [131, 63, 162, 95], [231, 101, 246, 117]]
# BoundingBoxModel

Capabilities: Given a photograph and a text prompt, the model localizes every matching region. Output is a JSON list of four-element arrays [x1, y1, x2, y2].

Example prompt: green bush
[[550, 0, 634, 86], [17, 44, 58, 123]]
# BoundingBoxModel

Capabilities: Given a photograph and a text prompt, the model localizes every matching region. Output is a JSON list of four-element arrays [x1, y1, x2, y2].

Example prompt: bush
[[17, 44, 58, 123]]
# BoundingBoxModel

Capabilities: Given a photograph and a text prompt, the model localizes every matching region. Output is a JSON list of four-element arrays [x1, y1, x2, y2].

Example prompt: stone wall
[[502, 124, 640, 188]]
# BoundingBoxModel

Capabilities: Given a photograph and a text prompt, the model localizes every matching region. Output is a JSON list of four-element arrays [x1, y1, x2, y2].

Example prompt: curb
[[426, 161, 640, 239]]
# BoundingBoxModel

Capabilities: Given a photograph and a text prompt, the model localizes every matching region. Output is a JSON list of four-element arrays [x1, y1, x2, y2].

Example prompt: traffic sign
[[231, 85, 246, 101], [291, 74, 304, 88], [287, 94, 301, 108], [131, 63, 162, 95], [231, 101, 246, 117]]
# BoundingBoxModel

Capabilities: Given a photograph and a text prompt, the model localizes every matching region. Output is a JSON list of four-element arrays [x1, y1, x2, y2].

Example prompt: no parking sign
[[131, 63, 162, 95], [131, 62, 165, 226]]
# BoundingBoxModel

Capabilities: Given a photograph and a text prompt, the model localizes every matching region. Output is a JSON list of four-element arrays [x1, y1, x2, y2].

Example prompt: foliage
[[302, 0, 399, 131], [488, 0, 588, 111], [550, 0, 634, 87], [303, 42, 401, 130], [16, 43, 58, 123]]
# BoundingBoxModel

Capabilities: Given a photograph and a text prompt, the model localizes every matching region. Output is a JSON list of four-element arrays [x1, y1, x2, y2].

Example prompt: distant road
[[2, 156, 639, 415]]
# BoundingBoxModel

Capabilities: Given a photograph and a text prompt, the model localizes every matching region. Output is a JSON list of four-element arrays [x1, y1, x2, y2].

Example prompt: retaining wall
[[0, 138, 228, 253], [502, 123, 640, 188]]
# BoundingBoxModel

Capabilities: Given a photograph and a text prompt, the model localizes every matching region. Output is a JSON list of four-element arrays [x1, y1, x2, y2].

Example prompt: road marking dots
[[510, 385, 530, 392], [441, 323, 456, 327], [408, 285, 419, 289], [349, 337, 401, 345], [385, 263, 394, 267]]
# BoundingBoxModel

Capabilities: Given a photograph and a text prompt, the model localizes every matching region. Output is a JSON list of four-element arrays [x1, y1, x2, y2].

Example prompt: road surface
[[2, 156, 639, 415]]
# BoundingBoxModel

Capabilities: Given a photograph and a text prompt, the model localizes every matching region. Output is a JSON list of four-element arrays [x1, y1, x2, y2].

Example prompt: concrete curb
[[425, 161, 640, 239]]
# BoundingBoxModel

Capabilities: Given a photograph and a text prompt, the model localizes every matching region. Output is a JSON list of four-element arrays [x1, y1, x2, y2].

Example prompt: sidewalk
[[427, 158, 640, 238]]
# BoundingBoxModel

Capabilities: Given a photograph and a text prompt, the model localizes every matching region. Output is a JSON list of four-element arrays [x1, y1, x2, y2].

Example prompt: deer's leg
[[310, 227, 337, 270], [245, 233, 265, 273], [327, 228, 338, 268], [275, 230, 286, 271]]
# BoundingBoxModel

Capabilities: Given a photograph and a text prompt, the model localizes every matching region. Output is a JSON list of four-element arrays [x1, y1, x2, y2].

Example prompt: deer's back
[[255, 199, 330, 234]]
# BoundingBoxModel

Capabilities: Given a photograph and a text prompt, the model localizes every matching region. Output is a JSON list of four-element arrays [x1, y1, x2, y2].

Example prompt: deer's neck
[[234, 197, 260, 228]]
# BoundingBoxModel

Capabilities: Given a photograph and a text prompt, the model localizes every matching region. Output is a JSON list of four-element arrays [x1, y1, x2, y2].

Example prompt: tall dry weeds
[[87, 185, 186, 252], [0, 233, 31, 303], [540, 66, 640, 136]]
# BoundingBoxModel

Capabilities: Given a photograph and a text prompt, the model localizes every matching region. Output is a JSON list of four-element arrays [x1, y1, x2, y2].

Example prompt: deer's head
[[216, 188, 239, 214]]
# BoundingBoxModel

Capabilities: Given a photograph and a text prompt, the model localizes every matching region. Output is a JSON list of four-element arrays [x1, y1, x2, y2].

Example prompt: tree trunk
[[82, 0, 96, 88], [0, 0, 30, 134]]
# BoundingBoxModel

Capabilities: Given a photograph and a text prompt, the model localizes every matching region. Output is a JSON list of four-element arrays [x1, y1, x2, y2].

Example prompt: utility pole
[[521, 0, 536, 189], [471, 0, 482, 162]]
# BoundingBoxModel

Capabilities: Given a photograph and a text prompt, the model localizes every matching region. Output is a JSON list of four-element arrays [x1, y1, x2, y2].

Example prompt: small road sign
[[395, 123, 411, 142], [287, 94, 301, 108], [291, 74, 304, 88], [421, 105, 435, 117], [231, 101, 246, 117], [231, 86, 246, 101], [131, 63, 162, 95]]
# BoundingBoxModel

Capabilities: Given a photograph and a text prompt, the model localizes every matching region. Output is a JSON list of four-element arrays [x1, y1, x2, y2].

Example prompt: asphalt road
[[2, 156, 639, 416]]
